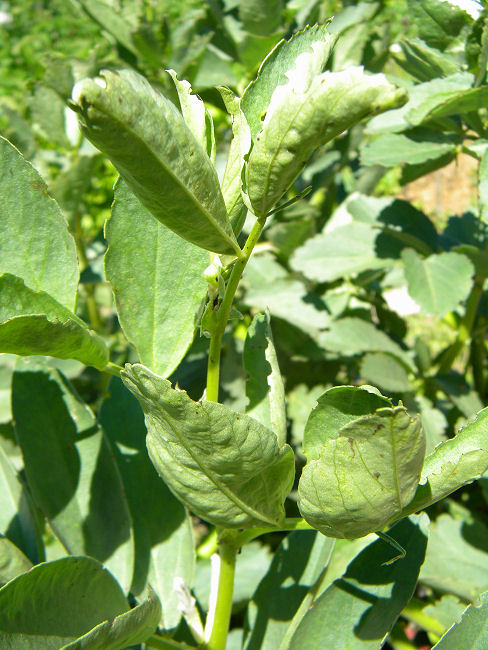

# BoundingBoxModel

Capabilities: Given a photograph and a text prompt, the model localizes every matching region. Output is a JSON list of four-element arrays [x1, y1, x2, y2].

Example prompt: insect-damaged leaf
[[242, 25, 407, 216], [298, 386, 425, 538], [121, 363, 295, 529], [71, 69, 240, 256]]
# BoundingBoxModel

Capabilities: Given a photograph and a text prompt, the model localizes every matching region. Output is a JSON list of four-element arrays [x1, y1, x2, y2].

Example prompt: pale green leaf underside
[[397, 407, 488, 520], [218, 87, 250, 225], [403, 249, 474, 317], [241, 23, 335, 140], [0, 274, 109, 369], [244, 311, 287, 447], [121, 363, 295, 528], [303, 386, 391, 461], [72, 69, 240, 256], [246, 66, 407, 216], [0, 137, 78, 311], [105, 181, 208, 378], [298, 406, 425, 538]]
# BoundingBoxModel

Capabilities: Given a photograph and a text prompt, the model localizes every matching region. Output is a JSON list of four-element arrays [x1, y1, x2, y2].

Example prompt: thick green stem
[[206, 217, 266, 402], [220, 517, 314, 548], [204, 542, 238, 650]]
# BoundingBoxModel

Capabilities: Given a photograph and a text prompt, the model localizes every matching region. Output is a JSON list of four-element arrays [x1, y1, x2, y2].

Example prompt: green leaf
[[71, 69, 240, 256], [0, 447, 40, 564], [302, 386, 391, 462], [99, 378, 194, 630], [400, 407, 488, 520], [394, 38, 461, 82], [0, 137, 78, 310], [244, 531, 335, 650], [298, 387, 425, 538], [291, 221, 392, 283], [29, 84, 71, 149], [289, 515, 429, 649], [12, 360, 134, 593], [61, 587, 161, 650], [121, 363, 295, 528], [74, 0, 138, 54], [246, 61, 407, 216], [360, 132, 456, 167], [167, 69, 214, 161], [407, 0, 473, 50], [243, 311, 286, 446], [243, 253, 331, 333], [241, 23, 336, 141], [402, 249, 474, 317], [360, 353, 411, 393], [479, 147, 488, 223], [105, 181, 208, 378], [238, 0, 282, 36], [319, 317, 415, 372], [218, 87, 251, 228], [0, 536, 32, 587], [0, 556, 129, 649], [433, 591, 488, 649], [0, 274, 109, 369], [420, 513, 488, 601], [366, 73, 472, 134]]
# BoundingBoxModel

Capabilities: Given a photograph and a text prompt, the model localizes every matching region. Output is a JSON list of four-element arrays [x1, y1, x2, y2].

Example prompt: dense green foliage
[[1, 1, 488, 649]]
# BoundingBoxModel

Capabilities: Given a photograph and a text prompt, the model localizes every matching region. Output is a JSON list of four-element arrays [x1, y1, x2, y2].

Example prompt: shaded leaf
[[99, 378, 194, 630], [407, 0, 472, 50], [244, 531, 335, 650], [0, 274, 109, 370], [0, 447, 40, 564], [105, 181, 207, 378], [0, 137, 78, 310], [122, 363, 295, 528], [72, 69, 240, 256], [239, 0, 282, 36], [12, 360, 133, 593], [289, 516, 429, 649]]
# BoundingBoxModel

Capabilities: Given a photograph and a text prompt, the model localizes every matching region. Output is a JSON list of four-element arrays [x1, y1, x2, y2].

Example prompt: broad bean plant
[[1, 14, 488, 650]]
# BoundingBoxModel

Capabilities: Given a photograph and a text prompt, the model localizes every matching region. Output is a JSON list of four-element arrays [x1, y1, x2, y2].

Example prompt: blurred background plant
[[1, 1, 488, 648]]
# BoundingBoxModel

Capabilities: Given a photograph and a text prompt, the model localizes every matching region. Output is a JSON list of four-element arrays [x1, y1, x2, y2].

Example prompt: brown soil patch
[[400, 153, 478, 225]]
